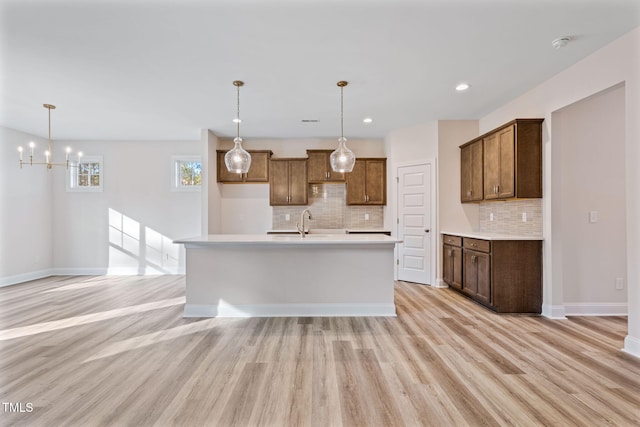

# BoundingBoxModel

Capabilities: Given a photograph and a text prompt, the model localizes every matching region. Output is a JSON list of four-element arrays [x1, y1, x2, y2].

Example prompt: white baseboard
[[52, 268, 109, 276], [0, 269, 54, 287], [433, 279, 449, 288], [541, 304, 567, 319], [106, 267, 185, 275], [0, 266, 186, 287], [623, 335, 640, 359], [183, 303, 397, 318], [564, 302, 628, 316]]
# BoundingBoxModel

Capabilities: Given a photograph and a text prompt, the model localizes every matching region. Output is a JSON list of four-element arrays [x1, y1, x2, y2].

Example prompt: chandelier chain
[[236, 83, 240, 138]]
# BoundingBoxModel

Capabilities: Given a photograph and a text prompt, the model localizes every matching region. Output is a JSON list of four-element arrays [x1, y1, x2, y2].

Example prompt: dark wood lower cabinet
[[443, 244, 463, 291], [442, 234, 542, 313], [463, 249, 491, 305]]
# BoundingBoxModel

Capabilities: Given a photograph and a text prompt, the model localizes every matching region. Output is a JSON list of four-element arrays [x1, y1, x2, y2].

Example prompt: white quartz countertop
[[174, 234, 401, 246], [266, 229, 391, 234], [440, 231, 543, 241]]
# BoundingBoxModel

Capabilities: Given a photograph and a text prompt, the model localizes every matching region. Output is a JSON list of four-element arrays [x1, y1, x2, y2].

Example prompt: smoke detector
[[552, 37, 571, 49]]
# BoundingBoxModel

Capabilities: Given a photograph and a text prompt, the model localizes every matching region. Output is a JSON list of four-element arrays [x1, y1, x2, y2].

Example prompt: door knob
[[425, 229, 430, 233]]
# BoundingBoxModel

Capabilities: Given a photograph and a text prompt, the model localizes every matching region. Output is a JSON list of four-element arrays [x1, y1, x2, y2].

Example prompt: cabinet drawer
[[443, 235, 462, 247], [463, 238, 490, 253]]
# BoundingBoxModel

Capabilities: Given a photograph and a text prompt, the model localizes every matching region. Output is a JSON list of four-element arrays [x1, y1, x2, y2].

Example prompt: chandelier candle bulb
[[18, 146, 23, 161]]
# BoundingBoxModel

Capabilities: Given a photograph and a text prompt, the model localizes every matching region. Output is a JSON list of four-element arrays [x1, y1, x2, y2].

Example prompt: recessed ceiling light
[[456, 83, 470, 92], [301, 119, 319, 123], [363, 117, 373, 124]]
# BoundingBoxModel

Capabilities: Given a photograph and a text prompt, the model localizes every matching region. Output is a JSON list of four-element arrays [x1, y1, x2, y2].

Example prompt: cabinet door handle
[[496, 184, 500, 193], [471, 255, 477, 263], [448, 249, 452, 257], [425, 229, 430, 233]]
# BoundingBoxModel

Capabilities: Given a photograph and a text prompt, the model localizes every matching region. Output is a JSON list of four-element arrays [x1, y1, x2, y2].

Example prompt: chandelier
[[18, 104, 81, 169], [224, 80, 252, 173]]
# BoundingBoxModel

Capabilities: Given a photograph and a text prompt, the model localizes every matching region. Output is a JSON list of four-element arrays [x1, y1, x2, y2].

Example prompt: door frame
[[394, 159, 438, 286]]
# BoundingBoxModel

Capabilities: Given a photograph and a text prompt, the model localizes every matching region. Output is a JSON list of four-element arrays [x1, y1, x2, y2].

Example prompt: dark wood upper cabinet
[[460, 118, 543, 202], [484, 126, 516, 199], [269, 158, 308, 206], [346, 158, 387, 205], [460, 139, 483, 202], [307, 150, 345, 183], [217, 150, 272, 183]]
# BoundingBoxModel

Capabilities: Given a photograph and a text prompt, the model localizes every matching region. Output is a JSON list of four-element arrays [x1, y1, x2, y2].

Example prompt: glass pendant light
[[330, 80, 356, 173], [225, 80, 252, 173]]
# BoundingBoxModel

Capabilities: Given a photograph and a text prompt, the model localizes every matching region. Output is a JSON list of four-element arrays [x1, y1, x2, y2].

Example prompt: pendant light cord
[[340, 85, 344, 139], [48, 106, 52, 154]]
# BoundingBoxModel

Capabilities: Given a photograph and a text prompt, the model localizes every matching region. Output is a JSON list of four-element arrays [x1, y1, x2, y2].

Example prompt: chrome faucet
[[296, 209, 313, 237]]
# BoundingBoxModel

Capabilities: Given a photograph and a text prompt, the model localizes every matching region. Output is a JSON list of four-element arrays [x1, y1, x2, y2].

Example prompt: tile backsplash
[[479, 199, 542, 236], [272, 183, 384, 230]]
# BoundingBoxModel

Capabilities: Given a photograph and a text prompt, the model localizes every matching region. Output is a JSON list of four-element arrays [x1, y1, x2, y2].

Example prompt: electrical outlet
[[589, 211, 598, 223], [489, 212, 494, 221], [365, 213, 369, 220], [522, 212, 527, 222], [285, 214, 290, 221], [615, 278, 624, 290]]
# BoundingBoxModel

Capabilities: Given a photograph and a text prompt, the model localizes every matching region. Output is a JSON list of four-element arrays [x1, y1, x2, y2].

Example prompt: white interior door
[[397, 163, 432, 284]]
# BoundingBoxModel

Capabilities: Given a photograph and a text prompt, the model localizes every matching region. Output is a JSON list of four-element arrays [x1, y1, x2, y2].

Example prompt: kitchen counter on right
[[441, 231, 542, 314], [441, 230, 543, 241]]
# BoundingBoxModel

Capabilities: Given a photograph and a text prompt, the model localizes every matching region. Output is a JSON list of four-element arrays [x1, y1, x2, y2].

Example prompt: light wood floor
[[0, 276, 638, 426]]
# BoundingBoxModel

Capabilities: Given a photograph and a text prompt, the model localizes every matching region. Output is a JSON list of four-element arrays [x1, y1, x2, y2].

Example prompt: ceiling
[[1, 0, 639, 141]]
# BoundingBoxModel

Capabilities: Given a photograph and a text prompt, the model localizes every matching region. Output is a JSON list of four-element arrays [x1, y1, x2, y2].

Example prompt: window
[[172, 156, 202, 191], [67, 155, 103, 192]]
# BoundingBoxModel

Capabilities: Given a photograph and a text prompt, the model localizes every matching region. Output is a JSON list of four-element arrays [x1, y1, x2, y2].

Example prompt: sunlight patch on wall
[[108, 208, 183, 275]]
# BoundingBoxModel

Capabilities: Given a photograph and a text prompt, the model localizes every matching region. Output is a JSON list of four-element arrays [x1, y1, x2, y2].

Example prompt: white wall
[[215, 137, 385, 233], [437, 121, 480, 234], [479, 27, 640, 357], [553, 84, 627, 308], [204, 130, 221, 234], [51, 139, 201, 275], [384, 121, 439, 233], [384, 120, 479, 285], [0, 126, 54, 285], [217, 137, 386, 158]]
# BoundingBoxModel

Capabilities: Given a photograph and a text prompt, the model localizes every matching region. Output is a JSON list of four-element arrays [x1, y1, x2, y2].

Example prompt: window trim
[[66, 155, 104, 193], [171, 155, 202, 192]]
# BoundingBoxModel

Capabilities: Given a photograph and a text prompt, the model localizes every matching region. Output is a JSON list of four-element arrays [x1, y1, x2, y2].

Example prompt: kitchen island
[[174, 234, 401, 317]]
